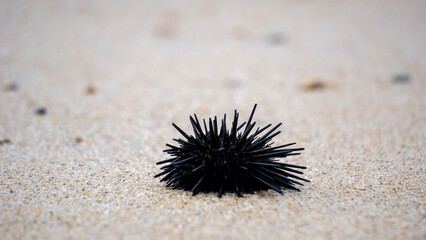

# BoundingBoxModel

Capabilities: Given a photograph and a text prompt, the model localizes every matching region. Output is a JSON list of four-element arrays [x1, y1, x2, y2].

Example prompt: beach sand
[[0, 1, 425, 239]]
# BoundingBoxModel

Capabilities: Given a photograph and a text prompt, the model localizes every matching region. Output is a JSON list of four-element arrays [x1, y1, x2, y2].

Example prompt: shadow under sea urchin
[[155, 104, 310, 197]]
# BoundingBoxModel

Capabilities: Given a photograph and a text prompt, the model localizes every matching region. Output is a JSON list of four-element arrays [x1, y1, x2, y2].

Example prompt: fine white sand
[[1, 1, 425, 239]]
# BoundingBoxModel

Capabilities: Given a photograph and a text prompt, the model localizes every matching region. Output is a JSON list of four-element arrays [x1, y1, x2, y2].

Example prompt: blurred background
[[1, 0, 425, 239]]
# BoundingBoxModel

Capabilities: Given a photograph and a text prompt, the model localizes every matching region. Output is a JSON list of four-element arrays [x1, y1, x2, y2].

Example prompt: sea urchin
[[155, 104, 309, 197]]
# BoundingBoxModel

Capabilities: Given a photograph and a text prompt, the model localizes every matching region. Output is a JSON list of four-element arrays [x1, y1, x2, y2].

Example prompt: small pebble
[[75, 136, 83, 143], [86, 85, 96, 95], [35, 107, 47, 115], [392, 73, 411, 83], [3, 82, 18, 92], [0, 138, 12, 145], [265, 32, 287, 46], [301, 79, 326, 90]]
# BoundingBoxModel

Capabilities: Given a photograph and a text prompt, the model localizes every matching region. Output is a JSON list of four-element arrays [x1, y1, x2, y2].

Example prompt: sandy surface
[[0, 1, 425, 239]]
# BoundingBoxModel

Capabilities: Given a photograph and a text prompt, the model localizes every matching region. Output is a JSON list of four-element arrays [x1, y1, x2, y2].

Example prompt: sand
[[0, 1, 425, 239]]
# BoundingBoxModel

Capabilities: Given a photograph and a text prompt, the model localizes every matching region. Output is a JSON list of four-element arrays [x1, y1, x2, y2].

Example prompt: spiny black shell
[[155, 104, 309, 197]]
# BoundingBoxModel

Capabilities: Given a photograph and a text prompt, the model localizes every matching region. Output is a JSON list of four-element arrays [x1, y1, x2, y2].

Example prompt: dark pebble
[[86, 85, 96, 95], [265, 32, 287, 46], [301, 79, 326, 90], [392, 73, 411, 83], [35, 107, 47, 115], [3, 82, 18, 92], [0, 138, 12, 145]]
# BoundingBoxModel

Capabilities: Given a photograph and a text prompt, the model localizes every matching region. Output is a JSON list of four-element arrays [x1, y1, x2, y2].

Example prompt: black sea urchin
[[155, 104, 309, 197]]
